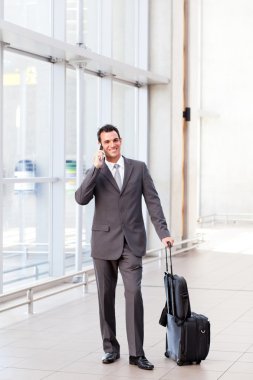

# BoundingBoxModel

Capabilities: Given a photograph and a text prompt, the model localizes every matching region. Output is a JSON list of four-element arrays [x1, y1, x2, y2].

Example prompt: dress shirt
[[105, 155, 124, 185]]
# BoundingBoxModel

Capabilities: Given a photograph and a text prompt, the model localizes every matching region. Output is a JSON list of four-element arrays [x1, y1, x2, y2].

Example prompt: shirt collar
[[105, 155, 124, 170]]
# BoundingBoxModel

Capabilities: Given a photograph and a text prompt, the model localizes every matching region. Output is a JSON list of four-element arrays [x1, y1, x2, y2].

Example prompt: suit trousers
[[93, 241, 145, 357]]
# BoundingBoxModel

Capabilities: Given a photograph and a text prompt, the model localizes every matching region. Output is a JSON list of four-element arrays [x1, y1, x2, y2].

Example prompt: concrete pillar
[[149, 0, 185, 246]]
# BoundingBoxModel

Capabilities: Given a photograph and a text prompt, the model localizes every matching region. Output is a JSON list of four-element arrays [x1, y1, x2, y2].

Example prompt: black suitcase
[[166, 312, 210, 365], [159, 247, 191, 327], [162, 244, 210, 366]]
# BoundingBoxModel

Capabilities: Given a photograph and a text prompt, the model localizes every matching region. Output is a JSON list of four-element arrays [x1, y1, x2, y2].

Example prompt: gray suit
[[75, 156, 170, 356]]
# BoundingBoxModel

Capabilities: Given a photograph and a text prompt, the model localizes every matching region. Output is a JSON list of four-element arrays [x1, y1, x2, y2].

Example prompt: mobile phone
[[99, 144, 105, 160]]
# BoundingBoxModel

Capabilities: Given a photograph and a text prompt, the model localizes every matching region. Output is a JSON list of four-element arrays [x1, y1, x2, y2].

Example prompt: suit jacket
[[75, 156, 170, 259]]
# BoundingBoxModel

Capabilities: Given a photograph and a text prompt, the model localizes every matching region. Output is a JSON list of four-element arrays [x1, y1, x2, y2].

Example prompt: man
[[75, 124, 174, 370]]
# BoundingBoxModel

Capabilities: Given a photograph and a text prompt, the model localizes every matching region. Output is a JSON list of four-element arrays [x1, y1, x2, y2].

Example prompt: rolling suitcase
[[166, 311, 210, 365], [162, 244, 210, 366], [159, 246, 191, 327]]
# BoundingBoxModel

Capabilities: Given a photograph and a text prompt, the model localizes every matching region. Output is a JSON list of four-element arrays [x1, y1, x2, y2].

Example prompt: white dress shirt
[[105, 155, 124, 185]]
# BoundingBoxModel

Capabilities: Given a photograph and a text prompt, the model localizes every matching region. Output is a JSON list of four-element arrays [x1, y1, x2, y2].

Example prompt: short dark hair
[[97, 124, 121, 143]]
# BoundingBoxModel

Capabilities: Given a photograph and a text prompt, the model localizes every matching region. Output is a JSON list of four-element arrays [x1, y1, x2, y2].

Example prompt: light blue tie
[[114, 164, 122, 190]]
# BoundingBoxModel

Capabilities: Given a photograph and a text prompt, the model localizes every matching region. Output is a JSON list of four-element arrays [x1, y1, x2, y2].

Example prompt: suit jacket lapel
[[121, 157, 133, 193], [100, 156, 133, 193], [100, 163, 119, 191]]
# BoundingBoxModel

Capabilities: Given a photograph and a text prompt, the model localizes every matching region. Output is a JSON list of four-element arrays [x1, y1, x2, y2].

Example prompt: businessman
[[75, 124, 174, 370]]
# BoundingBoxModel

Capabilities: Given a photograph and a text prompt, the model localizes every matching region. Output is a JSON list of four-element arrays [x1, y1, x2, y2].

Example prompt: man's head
[[97, 124, 121, 142], [97, 124, 122, 163]]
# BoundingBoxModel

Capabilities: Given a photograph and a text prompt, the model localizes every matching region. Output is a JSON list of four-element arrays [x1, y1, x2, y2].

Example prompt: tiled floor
[[1, 224, 253, 379]]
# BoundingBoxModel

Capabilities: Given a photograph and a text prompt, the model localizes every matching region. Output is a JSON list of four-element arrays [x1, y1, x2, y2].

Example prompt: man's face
[[99, 131, 122, 162]]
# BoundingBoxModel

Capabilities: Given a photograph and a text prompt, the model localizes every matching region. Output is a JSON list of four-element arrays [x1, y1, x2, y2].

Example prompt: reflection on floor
[[0, 224, 253, 379]]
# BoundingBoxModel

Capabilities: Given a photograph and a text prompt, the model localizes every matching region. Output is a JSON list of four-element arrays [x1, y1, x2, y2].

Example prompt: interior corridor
[[0, 224, 253, 379]]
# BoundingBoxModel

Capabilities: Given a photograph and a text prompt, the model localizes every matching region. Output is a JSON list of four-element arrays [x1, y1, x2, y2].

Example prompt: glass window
[[65, 68, 77, 270], [112, 0, 135, 65], [4, 0, 52, 36], [65, 70, 99, 271], [2, 51, 51, 291], [3, 52, 51, 178], [66, 0, 78, 45], [66, 0, 99, 52], [112, 81, 136, 159], [0, 0, 149, 293], [3, 182, 50, 291]]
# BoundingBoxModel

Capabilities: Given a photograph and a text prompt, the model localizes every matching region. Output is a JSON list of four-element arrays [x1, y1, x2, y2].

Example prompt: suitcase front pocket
[[193, 313, 211, 360]]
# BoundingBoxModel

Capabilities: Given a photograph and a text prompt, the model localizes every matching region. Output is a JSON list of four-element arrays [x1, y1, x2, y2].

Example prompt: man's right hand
[[94, 149, 105, 169]]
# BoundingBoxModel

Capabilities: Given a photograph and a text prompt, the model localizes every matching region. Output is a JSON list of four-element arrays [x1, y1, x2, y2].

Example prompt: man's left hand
[[162, 237, 174, 247]]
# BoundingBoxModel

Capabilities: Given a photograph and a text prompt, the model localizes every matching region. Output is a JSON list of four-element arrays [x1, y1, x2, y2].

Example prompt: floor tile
[[227, 361, 253, 373], [219, 373, 253, 380], [42, 373, 104, 380], [0, 368, 53, 380], [1, 224, 253, 379]]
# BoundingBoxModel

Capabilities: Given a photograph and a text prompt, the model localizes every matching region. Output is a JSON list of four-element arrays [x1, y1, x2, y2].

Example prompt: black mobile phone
[[99, 144, 105, 160]]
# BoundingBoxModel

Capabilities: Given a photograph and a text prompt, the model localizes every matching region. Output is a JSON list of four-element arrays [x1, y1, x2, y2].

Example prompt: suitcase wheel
[[164, 352, 170, 358], [196, 360, 201, 365], [177, 360, 183, 366]]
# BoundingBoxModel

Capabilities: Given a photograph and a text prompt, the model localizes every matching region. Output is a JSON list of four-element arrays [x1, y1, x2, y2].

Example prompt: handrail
[[198, 213, 253, 224], [0, 266, 95, 314], [0, 236, 200, 314], [1, 177, 59, 183], [4, 261, 48, 275], [146, 236, 201, 256], [3, 258, 93, 286]]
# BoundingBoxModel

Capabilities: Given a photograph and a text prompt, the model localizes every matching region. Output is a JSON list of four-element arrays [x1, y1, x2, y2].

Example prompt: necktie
[[114, 164, 122, 190]]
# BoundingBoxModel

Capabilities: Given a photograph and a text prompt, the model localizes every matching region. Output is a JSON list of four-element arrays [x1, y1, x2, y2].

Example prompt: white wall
[[148, 0, 253, 249], [199, 0, 253, 216]]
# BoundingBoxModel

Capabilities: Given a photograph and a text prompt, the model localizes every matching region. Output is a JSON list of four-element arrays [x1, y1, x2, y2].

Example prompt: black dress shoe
[[129, 355, 154, 370], [102, 352, 120, 364]]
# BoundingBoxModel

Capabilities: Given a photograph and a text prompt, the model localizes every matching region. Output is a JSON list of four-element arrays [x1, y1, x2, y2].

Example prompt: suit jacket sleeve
[[75, 166, 100, 205], [142, 163, 171, 240]]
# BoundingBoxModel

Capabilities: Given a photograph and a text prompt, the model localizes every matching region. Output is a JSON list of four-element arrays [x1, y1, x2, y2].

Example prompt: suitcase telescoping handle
[[165, 242, 173, 276], [165, 242, 176, 318]]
